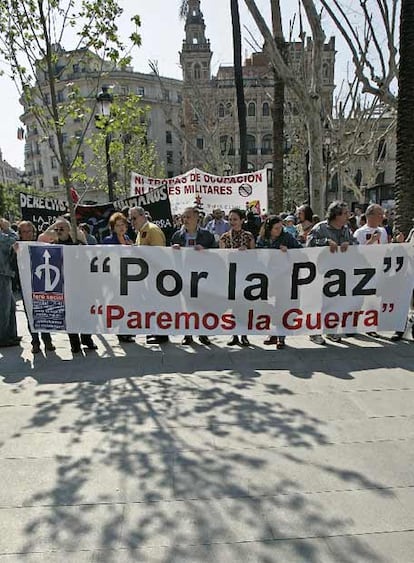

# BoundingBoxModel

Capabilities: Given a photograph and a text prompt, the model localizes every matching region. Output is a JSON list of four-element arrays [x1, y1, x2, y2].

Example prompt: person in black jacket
[[171, 207, 216, 346]]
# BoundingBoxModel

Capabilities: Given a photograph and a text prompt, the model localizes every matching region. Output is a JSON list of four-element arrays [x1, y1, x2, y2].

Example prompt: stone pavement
[[0, 302, 414, 562]]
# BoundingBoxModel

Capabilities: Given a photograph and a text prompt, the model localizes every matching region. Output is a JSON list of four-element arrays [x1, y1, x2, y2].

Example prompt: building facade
[[20, 46, 183, 201]]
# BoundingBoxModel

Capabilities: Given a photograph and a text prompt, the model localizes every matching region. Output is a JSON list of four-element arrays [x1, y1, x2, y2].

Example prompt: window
[[177, 93, 182, 103], [73, 64, 80, 73], [247, 135, 256, 154], [218, 103, 225, 118], [163, 89, 170, 101], [74, 130, 82, 140], [166, 130, 172, 144], [43, 93, 50, 105], [377, 139, 387, 161], [53, 176, 59, 187], [166, 151, 173, 164], [262, 102, 270, 116], [194, 63, 201, 80], [167, 170, 174, 178], [51, 156, 57, 169], [247, 102, 256, 117], [137, 87, 145, 96], [196, 137, 204, 150], [57, 91, 64, 103], [120, 86, 129, 96], [262, 134, 272, 154]]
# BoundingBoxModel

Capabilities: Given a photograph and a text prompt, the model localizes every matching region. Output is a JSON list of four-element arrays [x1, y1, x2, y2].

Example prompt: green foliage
[[0, 0, 142, 203], [71, 93, 164, 198], [0, 182, 40, 220]]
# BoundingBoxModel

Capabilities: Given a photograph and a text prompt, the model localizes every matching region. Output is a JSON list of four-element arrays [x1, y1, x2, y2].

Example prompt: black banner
[[20, 185, 174, 243]]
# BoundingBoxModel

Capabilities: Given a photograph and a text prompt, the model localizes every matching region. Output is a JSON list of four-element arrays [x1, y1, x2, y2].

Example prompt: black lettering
[[120, 257, 148, 296], [228, 262, 237, 300], [190, 271, 208, 298], [157, 270, 183, 297], [291, 262, 316, 299], [244, 274, 268, 300], [352, 268, 376, 296], [323, 269, 346, 297]]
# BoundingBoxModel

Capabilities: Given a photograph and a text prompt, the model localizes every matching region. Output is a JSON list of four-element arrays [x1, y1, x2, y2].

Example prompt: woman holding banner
[[102, 212, 134, 344], [219, 208, 255, 347], [256, 215, 302, 349]]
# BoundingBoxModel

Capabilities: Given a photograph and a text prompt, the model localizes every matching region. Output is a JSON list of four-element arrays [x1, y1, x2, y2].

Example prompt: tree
[[244, 0, 328, 216], [72, 94, 163, 198], [270, 0, 285, 213], [231, 0, 248, 174], [318, 0, 399, 110], [0, 0, 141, 238], [394, 0, 414, 236]]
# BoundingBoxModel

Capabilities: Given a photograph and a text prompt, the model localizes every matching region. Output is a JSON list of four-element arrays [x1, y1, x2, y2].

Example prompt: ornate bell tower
[[180, 0, 212, 84]]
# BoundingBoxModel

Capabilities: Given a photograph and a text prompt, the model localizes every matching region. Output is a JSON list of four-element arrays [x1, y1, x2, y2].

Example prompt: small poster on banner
[[29, 245, 66, 331]]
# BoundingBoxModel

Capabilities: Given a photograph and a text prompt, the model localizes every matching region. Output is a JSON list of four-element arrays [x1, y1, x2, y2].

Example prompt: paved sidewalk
[[0, 302, 414, 562]]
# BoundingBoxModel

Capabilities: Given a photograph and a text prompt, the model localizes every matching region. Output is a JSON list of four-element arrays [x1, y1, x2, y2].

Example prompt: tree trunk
[[394, 0, 414, 237], [271, 1, 285, 214], [307, 111, 325, 216], [230, 0, 248, 173]]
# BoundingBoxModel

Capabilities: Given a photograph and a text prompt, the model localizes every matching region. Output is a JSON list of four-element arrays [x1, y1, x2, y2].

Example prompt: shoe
[[367, 331, 380, 338], [118, 335, 134, 343], [227, 336, 240, 346], [44, 342, 56, 351], [199, 335, 211, 345], [263, 336, 278, 345], [327, 334, 342, 343], [181, 336, 194, 345], [81, 337, 98, 349], [0, 337, 22, 347], [146, 335, 158, 344], [146, 335, 168, 344], [71, 346, 82, 354], [390, 331, 404, 342], [309, 335, 325, 345], [31, 343, 41, 354], [240, 335, 250, 347], [276, 337, 285, 349]]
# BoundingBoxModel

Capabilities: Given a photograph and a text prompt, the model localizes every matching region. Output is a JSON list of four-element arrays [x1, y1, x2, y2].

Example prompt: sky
[[0, 0, 348, 170]]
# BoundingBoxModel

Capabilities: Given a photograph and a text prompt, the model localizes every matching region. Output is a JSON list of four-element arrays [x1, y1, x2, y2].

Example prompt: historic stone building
[[179, 0, 336, 209], [0, 149, 22, 186], [20, 46, 183, 201]]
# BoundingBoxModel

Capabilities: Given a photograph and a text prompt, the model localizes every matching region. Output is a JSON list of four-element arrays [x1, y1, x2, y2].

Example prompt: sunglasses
[[54, 228, 66, 232]]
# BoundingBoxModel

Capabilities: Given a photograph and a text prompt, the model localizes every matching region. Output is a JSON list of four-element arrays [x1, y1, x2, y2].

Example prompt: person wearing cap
[[256, 215, 302, 349], [283, 215, 298, 238]]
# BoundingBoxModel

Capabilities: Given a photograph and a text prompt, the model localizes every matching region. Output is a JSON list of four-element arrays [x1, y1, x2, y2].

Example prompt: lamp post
[[96, 86, 115, 202], [323, 127, 331, 211]]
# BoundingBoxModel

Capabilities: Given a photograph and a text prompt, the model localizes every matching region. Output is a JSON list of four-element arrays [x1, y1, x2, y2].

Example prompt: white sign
[[130, 168, 268, 214], [17, 243, 414, 336]]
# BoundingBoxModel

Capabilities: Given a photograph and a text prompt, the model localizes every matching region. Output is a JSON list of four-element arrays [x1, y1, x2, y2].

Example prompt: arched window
[[194, 63, 201, 80], [262, 134, 272, 154], [262, 102, 270, 116], [247, 102, 256, 117], [218, 103, 225, 118], [247, 134, 256, 154]]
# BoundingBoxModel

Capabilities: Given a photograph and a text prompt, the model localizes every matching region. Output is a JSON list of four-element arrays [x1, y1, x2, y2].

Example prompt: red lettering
[[106, 305, 125, 328], [282, 308, 303, 329], [157, 312, 173, 329], [325, 312, 340, 329], [202, 313, 219, 330], [221, 313, 236, 330]]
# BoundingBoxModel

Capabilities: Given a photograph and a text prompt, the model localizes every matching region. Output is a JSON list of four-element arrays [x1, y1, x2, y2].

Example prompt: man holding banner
[[130, 206, 168, 344]]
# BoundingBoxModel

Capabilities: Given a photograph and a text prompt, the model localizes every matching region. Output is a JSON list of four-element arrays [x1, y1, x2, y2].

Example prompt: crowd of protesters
[[0, 200, 412, 355]]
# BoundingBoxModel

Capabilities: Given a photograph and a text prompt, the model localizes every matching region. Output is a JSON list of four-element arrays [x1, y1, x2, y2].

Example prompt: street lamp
[[323, 126, 331, 210], [96, 86, 115, 202]]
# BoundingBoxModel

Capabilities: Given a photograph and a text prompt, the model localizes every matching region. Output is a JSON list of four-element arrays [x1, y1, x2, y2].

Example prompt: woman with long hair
[[219, 208, 255, 347], [257, 215, 302, 349]]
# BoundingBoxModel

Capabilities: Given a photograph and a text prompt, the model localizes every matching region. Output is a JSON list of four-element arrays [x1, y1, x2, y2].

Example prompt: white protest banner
[[130, 168, 268, 215], [17, 243, 414, 336]]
